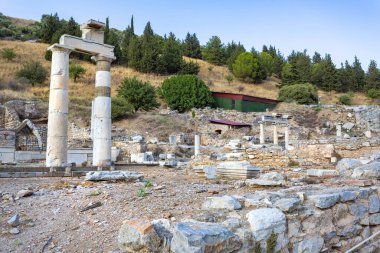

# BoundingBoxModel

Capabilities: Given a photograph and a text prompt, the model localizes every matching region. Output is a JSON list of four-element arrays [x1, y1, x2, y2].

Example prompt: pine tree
[[319, 54, 339, 91], [365, 60, 380, 91], [351, 56, 365, 91], [127, 35, 142, 70], [121, 16, 135, 64], [202, 36, 226, 65], [39, 13, 61, 43], [140, 22, 160, 73], [159, 32, 183, 74], [288, 50, 312, 83], [183, 33, 202, 59], [226, 42, 245, 71], [312, 52, 322, 64]]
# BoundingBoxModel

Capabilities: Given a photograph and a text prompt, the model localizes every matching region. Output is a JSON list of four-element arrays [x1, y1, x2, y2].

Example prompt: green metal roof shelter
[[212, 92, 278, 112]]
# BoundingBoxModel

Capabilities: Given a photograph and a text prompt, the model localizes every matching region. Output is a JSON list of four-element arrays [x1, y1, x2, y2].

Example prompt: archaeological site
[[1, 3, 380, 253]]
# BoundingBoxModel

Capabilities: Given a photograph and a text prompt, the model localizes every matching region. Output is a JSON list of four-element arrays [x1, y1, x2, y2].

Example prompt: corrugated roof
[[209, 119, 251, 127]]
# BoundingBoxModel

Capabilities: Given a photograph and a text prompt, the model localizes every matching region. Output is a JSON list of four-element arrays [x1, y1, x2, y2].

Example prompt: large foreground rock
[[336, 158, 362, 177], [85, 170, 143, 181], [202, 195, 241, 210], [351, 162, 380, 179], [118, 220, 161, 253], [171, 221, 242, 253], [246, 208, 286, 241]]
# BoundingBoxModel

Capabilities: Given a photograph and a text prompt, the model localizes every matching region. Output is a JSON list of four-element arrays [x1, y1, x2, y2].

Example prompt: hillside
[[0, 40, 374, 121]]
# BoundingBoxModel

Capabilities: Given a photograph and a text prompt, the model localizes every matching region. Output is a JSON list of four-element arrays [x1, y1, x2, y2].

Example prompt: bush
[[1, 48, 16, 61], [366, 88, 380, 99], [278, 83, 318, 104], [44, 50, 52, 61], [161, 75, 214, 112], [117, 77, 159, 113], [16, 61, 48, 86], [339, 94, 352, 105], [111, 97, 134, 120], [178, 61, 200, 75], [69, 63, 86, 83]]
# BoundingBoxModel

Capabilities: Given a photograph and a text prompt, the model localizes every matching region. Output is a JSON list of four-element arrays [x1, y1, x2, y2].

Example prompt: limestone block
[[202, 195, 242, 210], [369, 194, 380, 213], [246, 208, 286, 241], [86, 171, 143, 181], [351, 162, 380, 179], [274, 198, 301, 212], [59, 35, 114, 57], [307, 169, 338, 178], [308, 193, 340, 209], [292, 237, 324, 253]]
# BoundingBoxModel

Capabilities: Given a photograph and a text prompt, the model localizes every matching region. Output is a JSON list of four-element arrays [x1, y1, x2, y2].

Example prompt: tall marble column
[[259, 122, 265, 144], [46, 45, 71, 167], [92, 55, 113, 167], [273, 124, 278, 145], [194, 134, 200, 156], [284, 125, 289, 150]]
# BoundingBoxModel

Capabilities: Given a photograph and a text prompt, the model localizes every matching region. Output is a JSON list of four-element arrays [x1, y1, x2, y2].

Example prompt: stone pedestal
[[194, 134, 200, 156], [259, 122, 265, 144], [336, 123, 342, 138], [92, 55, 113, 167], [46, 45, 71, 167], [273, 124, 278, 145]]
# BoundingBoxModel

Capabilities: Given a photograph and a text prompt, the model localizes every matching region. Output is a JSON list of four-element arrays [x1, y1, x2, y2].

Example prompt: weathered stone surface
[[339, 191, 357, 202], [369, 213, 380, 225], [342, 122, 355, 130], [307, 169, 338, 178], [16, 189, 33, 198], [336, 158, 362, 177], [152, 219, 173, 251], [9, 228, 20, 235], [245, 179, 284, 186], [337, 224, 363, 238], [351, 162, 380, 179], [246, 208, 286, 241], [292, 236, 324, 253], [350, 203, 368, 219], [7, 214, 20, 227], [202, 195, 241, 210], [308, 193, 339, 209], [170, 221, 242, 253], [260, 172, 284, 181], [274, 198, 301, 212], [369, 194, 380, 213], [85, 170, 143, 181], [118, 220, 161, 253]]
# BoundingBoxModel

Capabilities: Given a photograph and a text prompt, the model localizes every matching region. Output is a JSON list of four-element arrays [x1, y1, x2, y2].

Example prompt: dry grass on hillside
[[7, 16, 37, 27]]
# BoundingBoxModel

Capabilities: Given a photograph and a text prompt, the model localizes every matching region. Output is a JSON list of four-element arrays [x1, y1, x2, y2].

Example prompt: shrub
[[69, 63, 86, 83], [278, 83, 318, 104], [117, 77, 159, 113], [44, 50, 52, 61], [161, 75, 214, 112], [111, 97, 134, 120], [339, 94, 352, 105], [16, 61, 48, 86], [225, 74, 234, 85], [366, 88, 380, 99], [1, 48, 16, 61], [178, 61, 200, 75]]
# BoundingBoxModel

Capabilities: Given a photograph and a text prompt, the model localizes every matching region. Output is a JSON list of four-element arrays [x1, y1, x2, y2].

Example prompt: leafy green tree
[[161, 75, 214, 112], [260, 52, 275, 76], [365, 60, 380, 91], [225, 74, 234, 85], [232, 52, 261, 82], [111, 97, 134, 120], [179, 61, 200, 75], [281, 63, 295, 85], [278, 83, 318, 104], [202, 36, 226, 65], [16, 61, 48, 86], [339, 94, 352, 105], [117, 77, 159, 113], [159, 32, 183, 74], [69, 63, 86, 83], [1, 48, 16, 61], [366, 88, 380, 99], [140, 22, 160, 73], [38, 13, 61, 43], [226, 42, 246, 71], [183, 33, 202, 59]]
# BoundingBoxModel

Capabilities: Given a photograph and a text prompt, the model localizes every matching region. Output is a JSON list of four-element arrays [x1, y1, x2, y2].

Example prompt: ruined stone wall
[[0, 130, 15, 148], [15, 125, 47, 151]]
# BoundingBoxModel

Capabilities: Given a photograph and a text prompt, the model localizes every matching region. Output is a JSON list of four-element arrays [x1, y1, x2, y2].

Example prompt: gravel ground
[[0, 166, 252, 253]]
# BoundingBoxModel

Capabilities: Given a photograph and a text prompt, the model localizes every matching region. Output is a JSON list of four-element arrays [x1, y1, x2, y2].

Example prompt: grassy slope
[[0, 40, 374, 113]]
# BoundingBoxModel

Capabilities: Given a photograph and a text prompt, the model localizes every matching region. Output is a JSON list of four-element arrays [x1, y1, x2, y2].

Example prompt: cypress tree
[[183, 33, 202, 59], [140, 22, 160, 73], [159, 32, 183, 74], [365, 60, 380, 91], [121, 16, 135, 65], [351, 56, 365, 91]]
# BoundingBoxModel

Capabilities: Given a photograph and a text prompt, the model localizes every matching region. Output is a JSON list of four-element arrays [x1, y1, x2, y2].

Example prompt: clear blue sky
[[1, 0, 379, 68]]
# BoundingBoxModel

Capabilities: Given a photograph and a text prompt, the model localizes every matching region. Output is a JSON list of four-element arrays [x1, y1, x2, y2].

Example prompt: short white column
[[336, 123, 342, 138], [194, 134, 200, 156], [92, 55, 114, 167], [259, 122, 265, 144], [273, 124, 278, 145], [284, 125, 289, 150], [46, 44, 71, 167]]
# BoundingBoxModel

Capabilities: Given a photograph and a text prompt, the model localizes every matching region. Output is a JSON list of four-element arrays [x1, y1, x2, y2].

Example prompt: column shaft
[[194, 134, 200, 156], [92, 56, 113, 167], [259, 123, 265, 144], [273, 124, 278, 145], [46, 45, 71, 167], [284, 125, 289, 150]]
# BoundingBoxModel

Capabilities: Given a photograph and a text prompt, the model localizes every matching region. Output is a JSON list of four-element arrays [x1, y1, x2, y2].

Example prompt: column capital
[[91, 54, 116, 63], [47, 43, 73, 53]]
